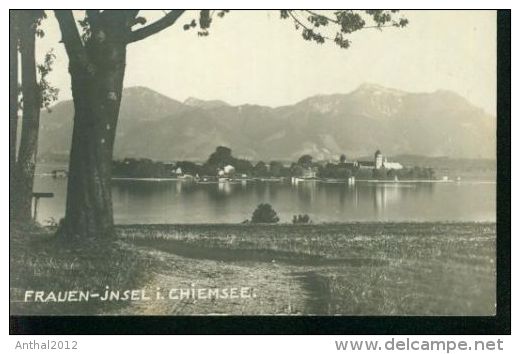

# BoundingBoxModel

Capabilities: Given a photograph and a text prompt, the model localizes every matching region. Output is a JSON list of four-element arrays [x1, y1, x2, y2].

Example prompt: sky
[[35, 10, 497, 114]]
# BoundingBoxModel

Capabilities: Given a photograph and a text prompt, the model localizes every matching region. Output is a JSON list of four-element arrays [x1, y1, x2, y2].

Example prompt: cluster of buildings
[[316, 150, 403, 173], [295, 149, 403, 181], [172, 150, 402, 181], [355, 150, 403, 170], [173, 165, 239, 180], [217, 165, 236, 177]]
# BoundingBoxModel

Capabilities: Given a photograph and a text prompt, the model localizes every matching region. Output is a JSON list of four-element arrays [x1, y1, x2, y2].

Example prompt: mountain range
[[38, 83, 496, 162]]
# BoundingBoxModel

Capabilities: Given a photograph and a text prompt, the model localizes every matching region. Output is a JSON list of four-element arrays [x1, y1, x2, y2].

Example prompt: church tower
[[375, 150, 383, 169]]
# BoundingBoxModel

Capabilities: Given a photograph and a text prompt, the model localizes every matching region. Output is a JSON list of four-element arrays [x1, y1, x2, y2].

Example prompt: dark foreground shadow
[[129, 238, 389, 267]]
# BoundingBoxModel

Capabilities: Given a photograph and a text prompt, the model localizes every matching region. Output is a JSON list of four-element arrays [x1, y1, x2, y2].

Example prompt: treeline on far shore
[[112, 146, 436, 180]]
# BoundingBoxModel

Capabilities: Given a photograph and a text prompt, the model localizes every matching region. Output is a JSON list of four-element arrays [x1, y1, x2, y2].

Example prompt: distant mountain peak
[[39, 84, 495, 161], [356, 82, 388, 90], [122, 86, 183, 104], [431, 88, 468, 101], [124, 85, 166, 96], [184, 97, 230, 108], [124, 85, 152, 92], [353, 83, 406, 96]]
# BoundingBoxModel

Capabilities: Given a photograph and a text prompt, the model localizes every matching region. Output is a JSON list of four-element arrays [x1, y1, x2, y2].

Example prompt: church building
[[356, 150, 403, 170]]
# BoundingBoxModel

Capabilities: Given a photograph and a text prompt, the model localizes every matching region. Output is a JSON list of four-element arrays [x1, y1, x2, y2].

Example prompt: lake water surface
[[33, 175, 496, 224]]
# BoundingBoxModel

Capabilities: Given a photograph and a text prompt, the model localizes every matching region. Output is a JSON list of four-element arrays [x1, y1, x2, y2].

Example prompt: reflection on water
[[371, 183, 432, 217], [33, 177, 496, 224]]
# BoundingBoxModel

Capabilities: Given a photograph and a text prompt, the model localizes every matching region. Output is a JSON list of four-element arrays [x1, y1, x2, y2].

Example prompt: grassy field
[[10, 222, 496, 316], [9, 223, 158, 315]]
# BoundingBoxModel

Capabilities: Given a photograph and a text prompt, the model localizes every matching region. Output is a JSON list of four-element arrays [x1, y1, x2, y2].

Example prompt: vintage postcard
[[10, 10, 500, 320]]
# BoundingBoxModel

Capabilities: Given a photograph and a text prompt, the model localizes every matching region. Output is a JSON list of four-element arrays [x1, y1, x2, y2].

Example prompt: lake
[[33, 175, 496, 224]]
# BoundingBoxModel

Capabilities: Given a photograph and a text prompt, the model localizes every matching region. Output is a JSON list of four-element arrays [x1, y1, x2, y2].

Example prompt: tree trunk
[[57, 41, 127, 239], [12, 17, 40, 222], [54, 10, 182, 239], [9, 14, 19, 217]]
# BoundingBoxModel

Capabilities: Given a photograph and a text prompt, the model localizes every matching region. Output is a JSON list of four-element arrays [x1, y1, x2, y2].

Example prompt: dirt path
[[112, 245, 309, 315]]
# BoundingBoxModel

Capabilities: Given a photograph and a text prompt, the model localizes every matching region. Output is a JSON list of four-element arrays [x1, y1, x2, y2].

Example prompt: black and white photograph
[[8, 8, 509, 335]]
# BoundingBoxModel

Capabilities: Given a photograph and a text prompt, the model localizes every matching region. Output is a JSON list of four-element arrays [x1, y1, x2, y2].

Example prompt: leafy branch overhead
[[182, 10, 230, 36], [182, 10, 407, 48], [282, 10, 408, 49]]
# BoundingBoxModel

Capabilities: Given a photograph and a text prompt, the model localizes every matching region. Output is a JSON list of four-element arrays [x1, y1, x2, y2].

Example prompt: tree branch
[[54, 10, 90, 71], [288, 11, 312, 31], [127, 10, 185, 43], [288, 10, 334, 41], [304, 10, 400, 31], [305, 10, 339, 24], [85, 10, 100, 23], [289, 9, 403, 49]]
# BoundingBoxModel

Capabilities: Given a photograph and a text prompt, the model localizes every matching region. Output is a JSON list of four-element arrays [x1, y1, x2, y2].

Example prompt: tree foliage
[[292, 214, 311, 224], [205, 146, 253, 175], [182, 10, 230, 36], [113, 158, 173, 178], [253, 161, 268, 177], [181, 10, 407, 49], [14, 12, 59, 113], [282, 10, 407, 49], [297, 154, 313, 167], [38, 49, 59, 111], [207, 146, 233, 166], [251, 203, 280, 224]]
